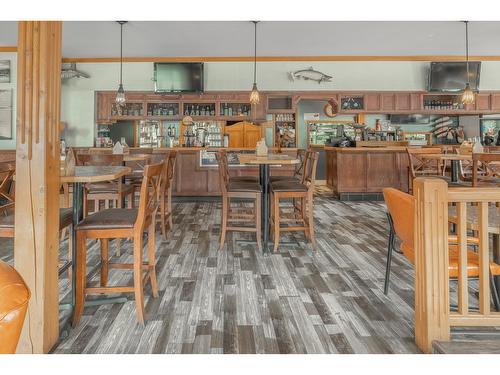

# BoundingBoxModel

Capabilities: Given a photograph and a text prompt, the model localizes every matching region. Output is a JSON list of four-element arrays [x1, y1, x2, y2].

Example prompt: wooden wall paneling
[[491, 94, 500, 111], [475, 94, 491, 112], [366, 152, 397, 190], [365, 93, 380, 112], [380, 93, 396, 112], [410, 93, 423, 111], [336, 152, 367, 192], [413, 177, 450, 353], [14, 21, 62, 354], [243, 122, 262, 148], [395, 93, 411, 111], [396, 152, 410, 192]]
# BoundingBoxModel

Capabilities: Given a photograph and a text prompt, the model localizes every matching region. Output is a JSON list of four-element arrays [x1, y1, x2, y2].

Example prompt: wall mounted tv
[[428, 61, 481, 93], [154, 63, 204, 93]]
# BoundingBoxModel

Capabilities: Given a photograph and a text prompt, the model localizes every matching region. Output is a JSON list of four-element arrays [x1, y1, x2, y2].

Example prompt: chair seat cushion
[[228, 181, 262, 193], [0, 208, 73, 231], [76, 208, 137, 230], [271, 181, 308, 192], [269, 175, 299, 183], [230, 176, 259, 183]]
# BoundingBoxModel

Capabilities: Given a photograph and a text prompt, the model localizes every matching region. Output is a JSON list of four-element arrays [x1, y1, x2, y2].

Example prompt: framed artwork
[[0, 61, 10, 83], [0, 90, 12, 139]]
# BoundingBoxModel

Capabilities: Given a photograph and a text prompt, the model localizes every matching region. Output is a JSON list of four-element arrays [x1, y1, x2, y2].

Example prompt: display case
[[220, 103, 251, 118], [111, 102, 144, 117], [307, 121, 357, 147], [273, 113, 297, 148], [183, 102, 216, 117], [147, 102, 180, 117], [138, 120, 161, 147]]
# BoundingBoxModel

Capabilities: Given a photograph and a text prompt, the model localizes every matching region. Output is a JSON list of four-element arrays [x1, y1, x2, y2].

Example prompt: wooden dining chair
[[382, 187, 500, 311], [73, 161, 164, 326], [76, 153, 134, 215], [270, 150, 318, 252], [472, 153, 500, 187], [406, 148, 445, 193], [215, 151, 262, 251], [126, 153, 154, 199], [161, 150, 177, 236], [129, 147, 154, 154]]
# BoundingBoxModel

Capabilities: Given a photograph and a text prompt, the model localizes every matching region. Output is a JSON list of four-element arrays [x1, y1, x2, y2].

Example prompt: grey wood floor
[[0, 188, 422, 354]]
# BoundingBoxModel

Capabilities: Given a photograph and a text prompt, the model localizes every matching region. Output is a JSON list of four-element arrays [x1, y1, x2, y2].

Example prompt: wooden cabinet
[[491, 94, 500, 112], [365, 93, 380, 112], [475, 94, 491, 111], [225, 121, 262, 148], [380, 93, 396, 111]]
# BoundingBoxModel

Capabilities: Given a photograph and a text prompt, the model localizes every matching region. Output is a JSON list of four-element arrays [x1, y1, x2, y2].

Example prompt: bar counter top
[[324, 146, 409, 152]]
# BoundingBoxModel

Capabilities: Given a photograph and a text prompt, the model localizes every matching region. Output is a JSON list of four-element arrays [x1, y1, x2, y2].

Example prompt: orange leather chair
[[382, 187, 500, 310], [0, 260, 30, 354]]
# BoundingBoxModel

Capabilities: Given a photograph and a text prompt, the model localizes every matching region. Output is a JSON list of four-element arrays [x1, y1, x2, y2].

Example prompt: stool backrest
[[472, 153, 500, 187], [294, 149, 307, 182], [303, 150, 319, 190], [130, 147, 154, 154], [0, 163, 15, 205], [167, 150, 177, 183], [215, 151, 229, 194], [135, 161, 164, 231], [77, 153, 124, 166]]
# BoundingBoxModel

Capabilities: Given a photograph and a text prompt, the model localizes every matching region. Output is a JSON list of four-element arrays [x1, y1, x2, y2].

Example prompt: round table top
[[238, 153, 299, 165], [60, 166, 132, 183], [420, 154, 472, 161]]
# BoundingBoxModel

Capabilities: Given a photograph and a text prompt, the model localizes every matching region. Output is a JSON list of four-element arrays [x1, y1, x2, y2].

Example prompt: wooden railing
[[413, 177, 500, 353]]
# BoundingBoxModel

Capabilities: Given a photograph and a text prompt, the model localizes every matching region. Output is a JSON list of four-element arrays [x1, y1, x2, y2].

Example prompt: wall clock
[[323, 99, 338, 118]]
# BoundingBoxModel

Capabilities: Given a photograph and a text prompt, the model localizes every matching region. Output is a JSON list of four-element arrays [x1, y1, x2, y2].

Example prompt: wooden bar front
[[325, 146, 409, 199]]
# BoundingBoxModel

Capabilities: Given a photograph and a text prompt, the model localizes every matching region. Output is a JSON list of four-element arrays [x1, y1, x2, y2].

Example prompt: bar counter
[[324, 146, 410, 200]]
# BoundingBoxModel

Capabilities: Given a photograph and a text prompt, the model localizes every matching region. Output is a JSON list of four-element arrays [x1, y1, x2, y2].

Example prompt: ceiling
[[1, 21, 500, 57]]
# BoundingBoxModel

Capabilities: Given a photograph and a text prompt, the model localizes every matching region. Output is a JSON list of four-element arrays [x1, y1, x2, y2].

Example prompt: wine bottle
[[228, 106, 233, 116]]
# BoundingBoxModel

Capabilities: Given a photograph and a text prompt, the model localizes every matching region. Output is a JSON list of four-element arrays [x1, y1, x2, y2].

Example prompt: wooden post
[[14, 21, 62, 354], [413, 177, 450, 353]]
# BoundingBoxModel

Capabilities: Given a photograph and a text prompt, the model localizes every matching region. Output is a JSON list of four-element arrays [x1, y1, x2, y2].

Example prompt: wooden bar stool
[[269, 148, 307, 183], [159, 150, 177, 237], [77, 153, 134, 215], [72, 162, 164, 326], [270, 150, 318, 252], [215, 151, 262, 251]]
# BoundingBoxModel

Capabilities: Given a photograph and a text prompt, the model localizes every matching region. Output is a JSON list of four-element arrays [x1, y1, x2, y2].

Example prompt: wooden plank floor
[[0, 188, 421, 354]]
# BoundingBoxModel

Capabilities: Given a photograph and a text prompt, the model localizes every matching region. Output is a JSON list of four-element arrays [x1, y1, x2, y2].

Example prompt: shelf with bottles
[[147, 102, 180, 117], [183, 103, 216, 117], [423, 95, 467, 111], [110, 102, 144, 118], [220, 103, 251, 118], [138, 120, 160, 147], [273, 113, 295, 123], [197, 121, 224, 148]]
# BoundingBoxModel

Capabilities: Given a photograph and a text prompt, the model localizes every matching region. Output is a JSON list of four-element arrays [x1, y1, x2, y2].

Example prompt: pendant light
[[249, 21, 260, 105], [461, 21, 475, 105], [115, 21, 127, 106]]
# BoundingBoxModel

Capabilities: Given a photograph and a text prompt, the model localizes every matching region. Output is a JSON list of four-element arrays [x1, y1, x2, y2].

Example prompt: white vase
[[256, 138, 268, 157]]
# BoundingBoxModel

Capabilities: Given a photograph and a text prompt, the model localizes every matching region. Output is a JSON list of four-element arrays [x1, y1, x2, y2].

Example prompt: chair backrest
[[130, 147, 154, 154], [303, 150, 319, 190], [167, 150, 177, 183], [406, 147, 443, 179], [0, 260, 30, 354], [472, 153, 500, 187], [293, 149, 307, 182], [383, 187, 416, 263], [135, 161, 164, 230], [215, 151, 229, 194], [77, 153, 124, 166]]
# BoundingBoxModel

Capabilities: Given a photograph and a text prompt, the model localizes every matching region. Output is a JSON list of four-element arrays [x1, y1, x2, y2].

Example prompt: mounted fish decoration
[[288, 67, 333, 84]]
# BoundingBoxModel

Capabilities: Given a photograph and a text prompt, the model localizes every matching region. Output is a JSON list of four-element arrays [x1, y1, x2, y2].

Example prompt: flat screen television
[[389, 114, 430, 125], [154, 63, 204, 93], [428, 61, 481, 92]]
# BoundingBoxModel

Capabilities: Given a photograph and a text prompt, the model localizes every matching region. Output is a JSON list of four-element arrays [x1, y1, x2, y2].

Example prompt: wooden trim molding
[[0, 46, 17, 52], [62, 55, 500, 63]]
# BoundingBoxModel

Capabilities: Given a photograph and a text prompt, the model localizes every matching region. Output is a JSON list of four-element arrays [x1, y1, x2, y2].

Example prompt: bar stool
[[160, 150, 177, 237], [76, 153, 134, 215], [72, 162, 164, 326], [269, 148, 307, 183], [215, 151, 262, 251], [270, 150, 318, 252]]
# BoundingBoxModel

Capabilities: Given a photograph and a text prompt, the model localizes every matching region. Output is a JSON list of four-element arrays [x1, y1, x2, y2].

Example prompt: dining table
[[420, 153, 472, 183], [238, 153, 299, 254], [60, 165, 132, 319]]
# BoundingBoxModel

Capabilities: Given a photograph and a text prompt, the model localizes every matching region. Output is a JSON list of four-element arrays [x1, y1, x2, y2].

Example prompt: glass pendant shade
[[249, 83, 260, 105], [461, 83, 475, 105], [116, 83, 126, 105]]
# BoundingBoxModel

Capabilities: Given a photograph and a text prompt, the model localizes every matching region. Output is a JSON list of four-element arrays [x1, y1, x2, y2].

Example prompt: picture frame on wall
[[0, 60, 10, 83]]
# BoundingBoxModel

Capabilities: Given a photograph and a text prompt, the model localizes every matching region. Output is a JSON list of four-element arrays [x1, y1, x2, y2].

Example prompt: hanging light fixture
[[249, 21, 260, 105], [115, 21, 127, 106], [461, 21, 475, 105]]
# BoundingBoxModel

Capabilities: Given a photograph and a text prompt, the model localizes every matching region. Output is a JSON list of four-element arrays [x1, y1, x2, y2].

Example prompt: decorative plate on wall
[[323, 99, 338, 118]]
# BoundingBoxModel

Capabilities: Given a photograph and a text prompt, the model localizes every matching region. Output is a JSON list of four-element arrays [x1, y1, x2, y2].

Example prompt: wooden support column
[[14, 21, 62, 354], [413, 177, 450, 353]]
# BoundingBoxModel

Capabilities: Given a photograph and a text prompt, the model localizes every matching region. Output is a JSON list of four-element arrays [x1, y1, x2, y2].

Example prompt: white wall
[[4, 57, 500, 147], [0, 52, 16, 149]]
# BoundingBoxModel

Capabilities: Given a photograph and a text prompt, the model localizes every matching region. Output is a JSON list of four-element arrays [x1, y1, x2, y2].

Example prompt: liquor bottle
[[200, 106, 206, 116], [189, 105, 195, 116], [185, 105, 189, 115], [206, 106, 210, 115], [168, 105, 173, 116], [195, 105, 200, 116], [224, 104, 229, 116], [228, 106, 233, 116], [210, 106, 215, 116]]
